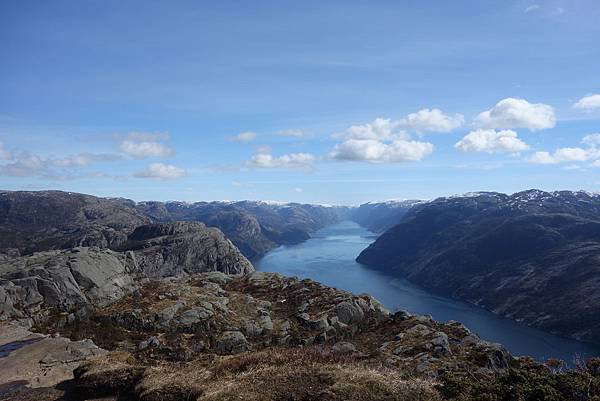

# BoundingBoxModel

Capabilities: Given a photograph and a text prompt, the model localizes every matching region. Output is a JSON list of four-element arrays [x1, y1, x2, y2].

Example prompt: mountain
[[350, 199, 424, 232], [136, 200, 347, 258], [0, 190, 346, 259], [0, 190, 150, 255], [357, 189, 600, 343]]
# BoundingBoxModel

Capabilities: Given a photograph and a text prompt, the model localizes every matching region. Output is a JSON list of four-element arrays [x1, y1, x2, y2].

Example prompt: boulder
[[215, 331, 248, 355]]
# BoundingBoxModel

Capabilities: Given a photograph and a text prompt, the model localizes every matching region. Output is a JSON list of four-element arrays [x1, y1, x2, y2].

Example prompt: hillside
[[357, 190, 600, 343]]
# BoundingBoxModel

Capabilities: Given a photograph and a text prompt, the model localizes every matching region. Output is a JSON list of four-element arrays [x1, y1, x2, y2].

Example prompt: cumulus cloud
[[474, 98, 556, 131], [334, 118, 401, 141], [276, 129, 305, 138], [229, 131, 257, 143], [398, 108, 464, 133], [0, 142, 12, 160], [329, 113, 453, 164], [525, 4, 540, 13], [329, 138, 433, 163], [530, 133, 600, 166], [246, 151, 315, 169], [335, 109, 462, 142], [134, 163, 186, 179], [454, 129, 529, 153], [574, 94, 600, 110], [529, 148, 598, 164], [119, 132, 175, 158]]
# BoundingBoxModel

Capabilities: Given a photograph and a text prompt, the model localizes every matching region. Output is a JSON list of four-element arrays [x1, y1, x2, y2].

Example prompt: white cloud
[[329, 138, 433, 163], [474, 98, 556, 131], [276, 129, 305, 138], [293, 187, 303, 193], [529, 147, 597, 164], [134, 163, 186, 179], [335, 118, 401, 140], [229, 131, 257, 143], [574, 94, 600, 110], [525, 4, 540, 13], [335, 109, 462, 141], [117, 132, 174, 159], [0, 142, 12, 160], [0, 153, 45, 176], [454, 129, 529, 153], [119, 140, 174, 158], [0, 151, 120, 179], [399, 108, 464, 133], [246, 151, 315, 169], [582, 133, 600, 147], [529, 151, 558, 164]]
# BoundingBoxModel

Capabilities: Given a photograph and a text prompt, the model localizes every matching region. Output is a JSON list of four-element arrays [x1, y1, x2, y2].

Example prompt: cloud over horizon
[[246, 151, 315, 169]]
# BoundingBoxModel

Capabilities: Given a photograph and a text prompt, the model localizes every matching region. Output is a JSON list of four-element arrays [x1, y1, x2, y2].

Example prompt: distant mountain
[[357, 190, 600, 343], [350, 200, 424, 232], [0, 190, 346, 259], [0, 190, 150, 255], [136, 199, 348, 258]]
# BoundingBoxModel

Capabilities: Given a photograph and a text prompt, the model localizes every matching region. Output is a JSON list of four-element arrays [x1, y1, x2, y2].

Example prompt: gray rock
[[126, 222, 254, 278], [430, 331, 451, 355], [215, 331, 248, 355], [331, 341, 356, 354]]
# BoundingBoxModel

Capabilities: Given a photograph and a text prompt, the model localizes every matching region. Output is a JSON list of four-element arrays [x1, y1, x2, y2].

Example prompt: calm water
[[255, 220, 600, 363]]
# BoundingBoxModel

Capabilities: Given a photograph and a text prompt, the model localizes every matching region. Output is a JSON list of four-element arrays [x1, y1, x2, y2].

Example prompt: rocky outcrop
[[10, 271, 600, 401], [58, 272, 509, 378], [357, 190, 600, 343], [0, 323, 106, 390], [124, 221, 254, 277], [0, 222, 253, 328], [0, 247, 136, 327]]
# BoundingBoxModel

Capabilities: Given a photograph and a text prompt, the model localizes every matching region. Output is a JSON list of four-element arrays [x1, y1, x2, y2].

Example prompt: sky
[[1, 0, 600, 205]]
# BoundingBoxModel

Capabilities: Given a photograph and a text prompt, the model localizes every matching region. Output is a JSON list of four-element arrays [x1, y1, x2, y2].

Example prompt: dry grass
[[136, 347, 440, 401]]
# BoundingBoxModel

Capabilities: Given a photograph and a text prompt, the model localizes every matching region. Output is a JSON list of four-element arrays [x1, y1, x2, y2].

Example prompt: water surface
[[255, 220, 600, 363]]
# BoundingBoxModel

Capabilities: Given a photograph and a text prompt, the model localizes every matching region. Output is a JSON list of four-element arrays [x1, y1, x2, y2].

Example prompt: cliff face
[[357, 190, 600, 343], [0, 221, 253, 328]]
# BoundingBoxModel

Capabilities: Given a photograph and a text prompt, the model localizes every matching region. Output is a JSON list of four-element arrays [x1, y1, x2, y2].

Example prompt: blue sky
[[1, 0, 599, 205]]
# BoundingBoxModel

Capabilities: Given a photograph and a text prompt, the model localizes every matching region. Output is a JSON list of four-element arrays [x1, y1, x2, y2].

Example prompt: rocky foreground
[[2, 271, 600, 400]]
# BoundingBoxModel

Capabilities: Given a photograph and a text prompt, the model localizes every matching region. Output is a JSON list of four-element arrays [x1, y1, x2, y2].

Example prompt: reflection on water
[[255, 220, 600, 363]]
